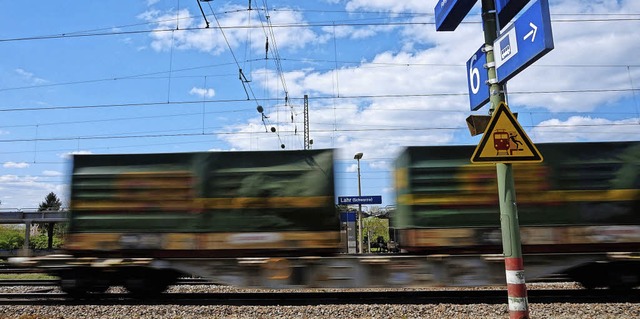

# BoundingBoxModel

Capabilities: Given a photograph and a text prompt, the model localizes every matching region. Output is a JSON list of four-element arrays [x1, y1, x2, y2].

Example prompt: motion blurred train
[[394, 141, 640, 289], [11, 141, 640, 295]]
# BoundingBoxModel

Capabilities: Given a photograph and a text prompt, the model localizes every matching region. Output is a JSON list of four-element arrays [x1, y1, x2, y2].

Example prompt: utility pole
[[354, 152, 364, 254], [436, 0, 552, 317], [481, 1, 529, 318]]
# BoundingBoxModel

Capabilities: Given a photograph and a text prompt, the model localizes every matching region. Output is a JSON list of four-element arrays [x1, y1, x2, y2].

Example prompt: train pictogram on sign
[[471, 102, 542, 163], [493, 129, 525, 156]]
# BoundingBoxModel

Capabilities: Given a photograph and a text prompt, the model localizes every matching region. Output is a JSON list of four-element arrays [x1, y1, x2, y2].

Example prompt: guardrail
[[0, 211, 68, 224]]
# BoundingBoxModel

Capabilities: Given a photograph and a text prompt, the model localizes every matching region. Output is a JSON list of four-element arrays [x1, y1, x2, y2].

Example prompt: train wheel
[[59, 269, 109, 297], [567, 263, 606, 289], [570, 262, 640, 290], [607, 262, 640, 290], [123, 269, 176, 297]]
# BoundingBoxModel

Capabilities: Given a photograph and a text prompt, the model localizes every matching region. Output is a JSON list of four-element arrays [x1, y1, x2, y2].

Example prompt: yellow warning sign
[[471, 102, 543, 163]]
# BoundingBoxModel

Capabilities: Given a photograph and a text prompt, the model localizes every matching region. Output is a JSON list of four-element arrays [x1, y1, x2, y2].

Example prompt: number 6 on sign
[[469, 55, 481, 95], [467, 45, 490, 111]]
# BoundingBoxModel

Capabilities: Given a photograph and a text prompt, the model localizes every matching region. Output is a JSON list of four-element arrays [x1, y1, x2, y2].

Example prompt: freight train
[[394, 141, 640, 289], [10, 141, 640, 295]]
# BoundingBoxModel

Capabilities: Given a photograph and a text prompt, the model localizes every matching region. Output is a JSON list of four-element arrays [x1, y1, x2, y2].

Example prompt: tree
[[363, 217, 390, 252], [38, 192, 62, 212], [36, 192, 66, 249]]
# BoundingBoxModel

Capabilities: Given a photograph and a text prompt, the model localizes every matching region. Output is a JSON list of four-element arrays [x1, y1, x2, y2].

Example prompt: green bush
[[0, 226, 25, 250], [29, 234, 64, 249], [0, 226, 65, 250]]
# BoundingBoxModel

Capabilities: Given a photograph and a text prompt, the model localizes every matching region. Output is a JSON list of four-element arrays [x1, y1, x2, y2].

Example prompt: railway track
[[0, 278, 217, 287], [2, 289, 640, 306]]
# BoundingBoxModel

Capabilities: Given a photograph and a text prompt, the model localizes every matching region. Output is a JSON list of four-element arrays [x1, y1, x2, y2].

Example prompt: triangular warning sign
[[471, 102, 543, 163]]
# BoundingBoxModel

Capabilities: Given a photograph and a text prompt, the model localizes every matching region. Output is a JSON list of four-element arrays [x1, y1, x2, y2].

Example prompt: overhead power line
[[1, 16, 639, 43], [1, 121, 639, 144], [1, 89, 637, 113]]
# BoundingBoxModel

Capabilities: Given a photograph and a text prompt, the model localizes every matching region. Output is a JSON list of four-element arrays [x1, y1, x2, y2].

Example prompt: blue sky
[[1, 0, 639, 209]]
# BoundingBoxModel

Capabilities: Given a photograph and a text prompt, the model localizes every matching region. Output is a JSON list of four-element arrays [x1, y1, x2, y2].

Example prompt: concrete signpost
[[435, 0, 554, 318]]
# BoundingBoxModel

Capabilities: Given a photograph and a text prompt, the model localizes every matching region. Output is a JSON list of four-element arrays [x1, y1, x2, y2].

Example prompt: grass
[[0, 273, 58, 280]]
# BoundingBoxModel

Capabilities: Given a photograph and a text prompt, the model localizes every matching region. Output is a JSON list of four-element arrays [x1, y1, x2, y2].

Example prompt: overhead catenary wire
[[2, 88, 638, 113], [0, 54, 636, 94], [0, 5, 637, 147], [205, 0, 287, 149], [2, 121, 639, 144], [1, 14, 639, 43]]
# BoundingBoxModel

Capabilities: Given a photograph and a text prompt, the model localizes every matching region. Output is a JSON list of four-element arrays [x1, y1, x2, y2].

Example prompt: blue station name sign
[[338, 196, 382, 205]]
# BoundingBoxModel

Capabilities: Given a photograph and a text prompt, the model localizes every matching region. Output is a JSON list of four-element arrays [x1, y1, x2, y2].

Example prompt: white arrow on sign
[[523, 22, 538, 42]]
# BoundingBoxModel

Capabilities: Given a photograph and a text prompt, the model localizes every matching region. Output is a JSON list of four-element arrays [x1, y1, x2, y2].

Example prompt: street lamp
[[354, 152, 363, 254]]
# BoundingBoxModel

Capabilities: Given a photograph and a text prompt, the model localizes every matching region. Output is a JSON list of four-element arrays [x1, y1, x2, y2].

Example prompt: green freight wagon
[[394, 141, 640, 254], [67, 149, 340, 258]]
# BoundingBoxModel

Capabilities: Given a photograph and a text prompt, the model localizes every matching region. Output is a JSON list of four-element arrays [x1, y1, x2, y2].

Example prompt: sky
[[0, 0, 639, 210]]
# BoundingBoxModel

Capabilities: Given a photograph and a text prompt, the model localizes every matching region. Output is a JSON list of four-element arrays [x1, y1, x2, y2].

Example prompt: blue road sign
[[338, 196, 382, 205], [434, 0, 478, 31], [494, 0, 553, 83], [467, 45, 490, 111], [496, 0, 531, 28]]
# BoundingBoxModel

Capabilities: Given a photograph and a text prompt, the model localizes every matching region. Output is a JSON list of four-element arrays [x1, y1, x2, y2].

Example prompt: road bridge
[[0, 210, 68, 256]]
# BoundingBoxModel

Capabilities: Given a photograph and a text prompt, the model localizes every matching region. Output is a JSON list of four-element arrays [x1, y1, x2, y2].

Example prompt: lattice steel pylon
[[304, 94, 310, 150]]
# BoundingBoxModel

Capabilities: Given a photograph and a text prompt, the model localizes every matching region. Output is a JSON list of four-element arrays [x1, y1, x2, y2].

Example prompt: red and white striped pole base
[[505, 257, 529, 319]]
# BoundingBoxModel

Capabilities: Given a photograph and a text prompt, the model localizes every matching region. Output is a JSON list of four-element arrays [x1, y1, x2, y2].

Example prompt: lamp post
[[354, 152, 363, 254]]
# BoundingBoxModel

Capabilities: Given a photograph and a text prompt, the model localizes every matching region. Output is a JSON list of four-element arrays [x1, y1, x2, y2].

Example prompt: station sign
[[338, 196, 382, 205], [467, 45, 490, 111], [471, 102, 542, 163], [494, 0, 554, 83], [435, 0, 478, 31], [496, 0, 531, 28]]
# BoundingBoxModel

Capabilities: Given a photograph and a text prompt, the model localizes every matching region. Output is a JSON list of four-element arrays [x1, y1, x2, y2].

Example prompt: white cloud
[[138, 5, 320, 55], [59, 150, 93, 159], [207, 147, 238, 152], [3, 162, 30, 169], [532, 116, 640, 143], [42, 170, 63, 177], [15, 68, 48, 85], [345, 0, 430, 13], [190, 87, 215, 98], [0, 175, 67, 209]]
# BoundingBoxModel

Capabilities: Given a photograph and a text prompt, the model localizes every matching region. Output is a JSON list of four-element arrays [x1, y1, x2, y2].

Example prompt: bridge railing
[[0, 210, 68, 224]]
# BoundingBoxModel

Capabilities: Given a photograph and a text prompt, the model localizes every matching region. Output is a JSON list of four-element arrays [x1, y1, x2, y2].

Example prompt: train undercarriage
[[11, 252, 640, 297]]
